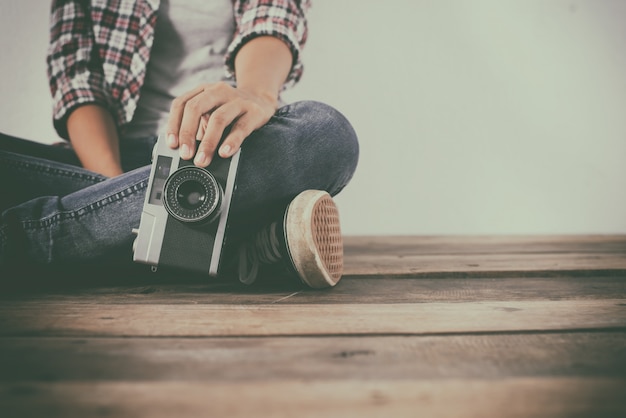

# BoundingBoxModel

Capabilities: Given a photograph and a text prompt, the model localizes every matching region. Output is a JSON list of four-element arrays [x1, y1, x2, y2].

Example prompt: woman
[[0, 0, 359, 288]]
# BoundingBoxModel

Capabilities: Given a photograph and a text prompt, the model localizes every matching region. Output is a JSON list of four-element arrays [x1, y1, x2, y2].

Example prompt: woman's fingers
[[219, 110, 263, 159], [165, 85, 205, 149], [195, 102, 243, 166], [166, 82, 277, 167]]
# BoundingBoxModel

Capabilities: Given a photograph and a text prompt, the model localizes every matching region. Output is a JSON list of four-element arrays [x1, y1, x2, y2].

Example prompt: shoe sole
[[284, 190, 344, 288]]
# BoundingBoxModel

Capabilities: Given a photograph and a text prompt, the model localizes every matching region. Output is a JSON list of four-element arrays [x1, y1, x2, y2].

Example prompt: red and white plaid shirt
[[47, 0, 310, 139]]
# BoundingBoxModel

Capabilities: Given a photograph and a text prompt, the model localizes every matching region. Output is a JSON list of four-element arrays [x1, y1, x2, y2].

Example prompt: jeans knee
[[286, 100, 360, 169]]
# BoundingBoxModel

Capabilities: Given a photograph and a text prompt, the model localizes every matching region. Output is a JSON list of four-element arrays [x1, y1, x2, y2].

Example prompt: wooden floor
[[1, 235, 625, 417]]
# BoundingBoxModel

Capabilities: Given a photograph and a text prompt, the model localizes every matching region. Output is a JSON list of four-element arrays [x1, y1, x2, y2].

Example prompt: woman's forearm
[[66, 104, 123, 177], [234, 36, 293, 106]]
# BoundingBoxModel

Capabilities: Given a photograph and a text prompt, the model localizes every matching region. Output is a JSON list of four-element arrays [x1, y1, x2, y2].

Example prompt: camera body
[[133, 136, 241, 276]]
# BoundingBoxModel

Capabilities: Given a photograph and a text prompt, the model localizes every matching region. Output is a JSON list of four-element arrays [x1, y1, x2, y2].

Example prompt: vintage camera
[[132, 135, 241, 276]]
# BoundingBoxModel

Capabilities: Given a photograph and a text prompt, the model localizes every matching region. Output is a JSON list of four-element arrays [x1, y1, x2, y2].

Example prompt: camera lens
[[176, 180, 206, 210], [163, 166, 222, 223]]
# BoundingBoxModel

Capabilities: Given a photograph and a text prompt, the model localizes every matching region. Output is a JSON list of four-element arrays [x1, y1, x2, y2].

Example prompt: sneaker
[[237, 190, 344, 289]]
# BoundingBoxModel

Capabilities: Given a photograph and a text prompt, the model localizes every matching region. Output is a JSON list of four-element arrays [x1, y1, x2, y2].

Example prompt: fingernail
[[180, 143, 192, 159], [220, 144, 231, 157], [194, 151, 209, 166], [167, 133, 177, 147]]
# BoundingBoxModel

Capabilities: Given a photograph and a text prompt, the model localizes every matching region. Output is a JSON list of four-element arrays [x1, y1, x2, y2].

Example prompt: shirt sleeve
[[46, 0, 113, 140], [225, 0, 311, 89]]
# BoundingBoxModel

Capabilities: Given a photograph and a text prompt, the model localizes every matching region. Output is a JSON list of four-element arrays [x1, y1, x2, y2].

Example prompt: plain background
[[1, 0, 625, 236]]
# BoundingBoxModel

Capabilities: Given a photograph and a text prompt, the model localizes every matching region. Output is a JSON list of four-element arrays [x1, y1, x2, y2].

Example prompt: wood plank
[[1, 378, 624, 418], [344, 235, 626, 255], [1, 299, 624, 337], [1, 276, 624, 304], [343, 235, 626, 277], [344, 253, 626, 277], [2, 236, 624, 289], [1, 333, 624, 382]]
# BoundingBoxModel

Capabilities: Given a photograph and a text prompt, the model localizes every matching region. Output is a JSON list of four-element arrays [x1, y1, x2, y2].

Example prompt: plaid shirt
[[47, 0, 310, 139]]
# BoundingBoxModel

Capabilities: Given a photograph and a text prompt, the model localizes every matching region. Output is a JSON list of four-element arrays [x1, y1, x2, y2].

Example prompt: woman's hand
[[165, 82, 278, 167]]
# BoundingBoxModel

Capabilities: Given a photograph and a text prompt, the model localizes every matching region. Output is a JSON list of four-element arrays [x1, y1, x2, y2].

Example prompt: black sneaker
[[237, 190, 343, 288]]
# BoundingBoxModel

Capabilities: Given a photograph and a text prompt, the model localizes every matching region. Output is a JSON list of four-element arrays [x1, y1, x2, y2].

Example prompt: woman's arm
[[165, 0, 311, 167], [48, 0, 122, 176], [226, 0, 311, 88]]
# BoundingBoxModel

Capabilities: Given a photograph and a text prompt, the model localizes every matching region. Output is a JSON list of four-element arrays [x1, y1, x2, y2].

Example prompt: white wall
[[1, 0, 625, 235]]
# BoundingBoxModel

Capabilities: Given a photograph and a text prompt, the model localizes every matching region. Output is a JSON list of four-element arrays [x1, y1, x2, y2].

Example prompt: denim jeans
[[0, 101, 359, 274]]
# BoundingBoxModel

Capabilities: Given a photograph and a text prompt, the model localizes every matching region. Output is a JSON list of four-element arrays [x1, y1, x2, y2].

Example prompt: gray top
[[124, 0, 235, 139]]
